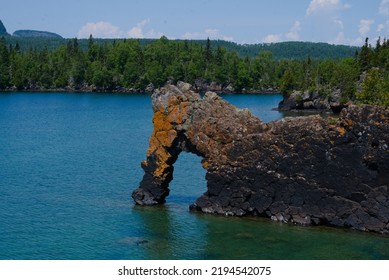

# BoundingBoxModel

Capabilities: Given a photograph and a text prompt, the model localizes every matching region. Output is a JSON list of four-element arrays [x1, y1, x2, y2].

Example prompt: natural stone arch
[[132, 82, 389, 234], [132, 83, 207, 205]]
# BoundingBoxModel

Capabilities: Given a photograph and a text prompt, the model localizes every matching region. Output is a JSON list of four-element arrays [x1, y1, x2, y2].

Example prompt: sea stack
[[133, 82, 389, 234]]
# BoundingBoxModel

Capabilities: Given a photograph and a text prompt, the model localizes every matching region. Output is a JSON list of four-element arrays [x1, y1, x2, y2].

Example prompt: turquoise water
[[0, 92, 388, 260]]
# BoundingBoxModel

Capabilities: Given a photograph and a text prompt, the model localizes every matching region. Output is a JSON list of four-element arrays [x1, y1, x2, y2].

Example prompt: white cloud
[[285, 21, 301, 41], [78, 19, 164, 39], [126, 19, 163, 38], [77, 21, 121, 38], [306, 0, 351, 15], [380, 0, 389, 16], [222, 35, 234, 42], [262, 34, 282, 43], [359, 19, 374, 36], [205, 29, 219, 37], [335, 19, 376, 46], [181, 29, 233, 41], [377, 20, 389, 34], [303, 0, 360, 45], [306, 0, 341, 15], [263, 21, 302, 43], [127, 19, 149, 38]]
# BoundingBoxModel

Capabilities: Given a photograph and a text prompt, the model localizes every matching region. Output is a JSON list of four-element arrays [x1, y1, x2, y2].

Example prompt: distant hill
[[13, 30, 63, 39], [199, 40, 359, 60], [4, 36, 359, 60], [0, 18, 359, 60], [0, 20, 10, 36]]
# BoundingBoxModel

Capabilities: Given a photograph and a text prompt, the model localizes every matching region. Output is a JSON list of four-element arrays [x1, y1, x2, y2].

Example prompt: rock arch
[[132, 82, 389, 234]]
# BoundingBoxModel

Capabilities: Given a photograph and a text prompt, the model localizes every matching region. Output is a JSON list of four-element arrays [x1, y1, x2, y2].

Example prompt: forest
[[0, 35, 388, 107]]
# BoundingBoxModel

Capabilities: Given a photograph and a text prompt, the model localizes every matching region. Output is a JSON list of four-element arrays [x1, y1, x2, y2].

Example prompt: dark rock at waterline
[[278, 89, 351, 113], [132, 82, 389, 234]]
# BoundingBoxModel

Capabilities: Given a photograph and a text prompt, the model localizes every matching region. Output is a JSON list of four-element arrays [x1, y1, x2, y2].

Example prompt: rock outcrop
[[278, 90, 350, 113], [132, 82, 389, 234]]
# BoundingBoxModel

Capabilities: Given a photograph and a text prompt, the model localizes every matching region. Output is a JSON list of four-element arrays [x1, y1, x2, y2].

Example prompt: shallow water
[[0, 92, 388, 260]]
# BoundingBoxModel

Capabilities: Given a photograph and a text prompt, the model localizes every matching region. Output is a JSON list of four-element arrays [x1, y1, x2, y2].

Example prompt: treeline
[[279, 37, 389, 107], [0, 35, 388, 107], [2, 35, 358, 60], [0, 36, 290, 91], [0, 36, 278, 91], [354, 38, 389, 107], [208, 40, 359, 60]]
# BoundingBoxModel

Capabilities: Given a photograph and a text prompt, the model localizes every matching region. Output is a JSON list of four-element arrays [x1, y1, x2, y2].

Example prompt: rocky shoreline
[[0, 80, 279, 95], [278, 89, 352, 113], [133, 82, 389, 234]]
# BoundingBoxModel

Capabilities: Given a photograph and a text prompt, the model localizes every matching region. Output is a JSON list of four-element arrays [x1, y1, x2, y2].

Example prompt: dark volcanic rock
[[132, 82, 389, 234], [278, 90, 350, 113]]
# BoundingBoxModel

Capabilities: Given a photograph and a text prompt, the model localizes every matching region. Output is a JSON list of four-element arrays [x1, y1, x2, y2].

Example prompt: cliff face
[[132, 82, 389, 234]]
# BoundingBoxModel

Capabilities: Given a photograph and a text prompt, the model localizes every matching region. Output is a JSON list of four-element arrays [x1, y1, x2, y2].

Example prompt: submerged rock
[[132, 82, 389, 234]]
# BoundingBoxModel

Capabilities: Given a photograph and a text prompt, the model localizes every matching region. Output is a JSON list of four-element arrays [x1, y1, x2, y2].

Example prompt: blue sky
[[1, 0, 389, 45]]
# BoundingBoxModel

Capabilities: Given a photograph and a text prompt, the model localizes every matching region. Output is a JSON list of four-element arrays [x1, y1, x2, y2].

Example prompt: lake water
[[0, 92, 388, 260]]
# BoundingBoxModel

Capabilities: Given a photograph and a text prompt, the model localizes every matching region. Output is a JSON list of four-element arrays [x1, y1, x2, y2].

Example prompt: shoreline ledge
[[132, 82, 389, 234]]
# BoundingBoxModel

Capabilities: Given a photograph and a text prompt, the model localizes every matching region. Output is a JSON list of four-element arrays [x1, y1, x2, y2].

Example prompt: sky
[[1, 0, 389, 46]]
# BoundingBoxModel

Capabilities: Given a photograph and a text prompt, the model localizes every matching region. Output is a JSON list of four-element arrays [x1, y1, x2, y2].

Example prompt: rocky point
[[132, 82, 389, 234]]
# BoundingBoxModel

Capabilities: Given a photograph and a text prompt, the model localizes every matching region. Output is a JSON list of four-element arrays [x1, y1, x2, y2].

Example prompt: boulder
[[279, 89, 348, 112]]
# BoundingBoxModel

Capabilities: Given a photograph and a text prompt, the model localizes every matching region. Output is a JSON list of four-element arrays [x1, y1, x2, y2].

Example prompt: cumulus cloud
[[77, 21, 121, 38], [304, 0, 356, 44], [377, 20, 389, 34], [263, 21, 301, 43], [126, 19, 164, 38], [378, 23, 385, 32], [307, 0, 341, 15], [380, 0, 389, 16], [330, 19, 374, 46], [359, 19, 374, 36], [222, 35, 234, 42], [262, 34, 282, 43], [306, 0, 351, 15], [127, 19, 149, 38], [181, 29, 233, 41], [285, 21, 301, 41], [77, 19, 164, 39]]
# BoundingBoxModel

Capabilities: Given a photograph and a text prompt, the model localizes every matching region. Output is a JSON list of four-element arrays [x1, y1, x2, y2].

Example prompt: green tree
[[356, 68, 389, 107], [235, 58, 252, 91], [331, 58, 358, 101], [280, 68, 295, 95], [0, 37, 10, 88], [359, 37, 373, 72], [251, 51, 276, 89]]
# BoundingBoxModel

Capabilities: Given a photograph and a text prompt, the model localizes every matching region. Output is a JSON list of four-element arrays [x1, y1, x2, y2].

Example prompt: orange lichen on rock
[[152, 147, 173, 177], [338, 127, 346, 136]]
